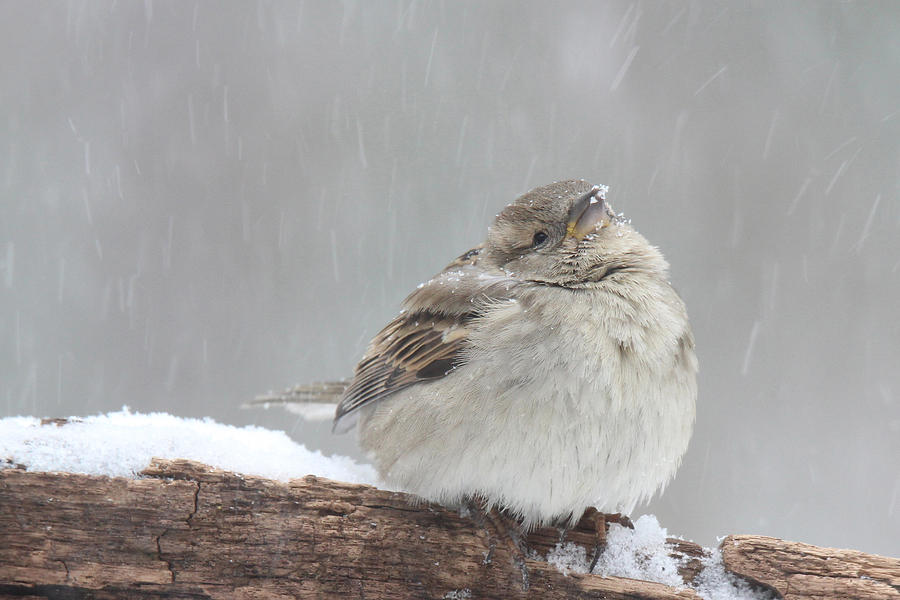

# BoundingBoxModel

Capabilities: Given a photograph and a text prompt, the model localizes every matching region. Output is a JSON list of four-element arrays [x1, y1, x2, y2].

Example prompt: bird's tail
[[243, 380, 349, 422]]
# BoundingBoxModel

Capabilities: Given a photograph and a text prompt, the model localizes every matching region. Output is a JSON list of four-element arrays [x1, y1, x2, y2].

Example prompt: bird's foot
[[566, 507, 634, 573], [573, 507, 606, 573], [601, 511, 634, 530], [462, 501, 634, 577], [465, 497, 528, 567]]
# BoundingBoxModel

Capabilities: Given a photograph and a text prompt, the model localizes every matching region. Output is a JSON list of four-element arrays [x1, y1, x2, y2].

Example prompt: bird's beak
[[566, 186, 610, 240]]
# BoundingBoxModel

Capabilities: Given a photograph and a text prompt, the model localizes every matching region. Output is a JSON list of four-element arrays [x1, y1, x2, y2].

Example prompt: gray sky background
[[2, 1, 898, 557]]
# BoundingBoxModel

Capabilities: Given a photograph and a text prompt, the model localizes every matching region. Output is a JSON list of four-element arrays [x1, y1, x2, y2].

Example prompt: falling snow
[[1, 2, 897, 559]]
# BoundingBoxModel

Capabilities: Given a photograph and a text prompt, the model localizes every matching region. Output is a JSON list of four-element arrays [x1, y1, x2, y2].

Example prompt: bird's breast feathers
[[358, 277, 697, 525]]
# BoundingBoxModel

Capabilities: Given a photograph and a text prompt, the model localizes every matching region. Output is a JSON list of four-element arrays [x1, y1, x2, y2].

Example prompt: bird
[[253, 180, 697, 532]]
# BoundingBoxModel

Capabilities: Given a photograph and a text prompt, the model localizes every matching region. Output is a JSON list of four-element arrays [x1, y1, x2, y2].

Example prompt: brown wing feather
[[334, 310, 472, 428], [333, 245, 490, 431]]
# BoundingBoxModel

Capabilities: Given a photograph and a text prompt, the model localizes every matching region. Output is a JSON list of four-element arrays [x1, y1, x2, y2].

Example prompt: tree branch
[[1, 459, 896, 599]]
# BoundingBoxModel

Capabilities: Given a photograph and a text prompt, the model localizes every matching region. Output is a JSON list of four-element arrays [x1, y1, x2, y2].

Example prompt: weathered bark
[[721, 534, 900, 599], [0, 458, 896, 599]]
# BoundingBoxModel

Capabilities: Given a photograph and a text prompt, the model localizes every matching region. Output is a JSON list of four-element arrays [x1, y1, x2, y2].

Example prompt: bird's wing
[[333, 310, 471, 430], [333, 244, 513, 431]]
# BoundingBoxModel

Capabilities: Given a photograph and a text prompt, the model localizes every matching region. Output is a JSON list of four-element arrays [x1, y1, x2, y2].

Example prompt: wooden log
[[1, 458, 897, 599], [0, 458, 701, 599]]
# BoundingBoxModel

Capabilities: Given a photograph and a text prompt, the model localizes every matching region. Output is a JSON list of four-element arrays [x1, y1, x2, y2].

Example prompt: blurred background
[[2, 1, 898, 556]]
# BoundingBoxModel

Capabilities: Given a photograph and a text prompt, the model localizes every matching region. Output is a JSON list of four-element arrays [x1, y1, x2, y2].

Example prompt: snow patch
[[594, 515, 685, 587], [546, 541, 589, 575], [692, 548, 777, 600], [544, 515, 775, 599], [0, 407, 378, 484]]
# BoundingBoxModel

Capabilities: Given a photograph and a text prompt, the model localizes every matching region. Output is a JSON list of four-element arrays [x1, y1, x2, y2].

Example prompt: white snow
[[0, 407, 378, 484], [547, 516, 776, 600], [693, 547, 775, 600], [594, 515, 686, 587], [546, 540, 589, 575]]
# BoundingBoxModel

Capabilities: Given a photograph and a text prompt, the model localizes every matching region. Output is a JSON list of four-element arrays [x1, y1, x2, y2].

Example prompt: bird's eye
[[531, 230, 549, 248]]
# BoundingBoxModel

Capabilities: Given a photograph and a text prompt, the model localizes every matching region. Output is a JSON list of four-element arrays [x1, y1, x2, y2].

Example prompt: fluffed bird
[[252, 180, 697, 529]]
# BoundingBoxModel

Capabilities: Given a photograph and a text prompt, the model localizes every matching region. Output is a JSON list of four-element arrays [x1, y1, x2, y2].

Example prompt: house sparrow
[[256, 180, 697, 529]]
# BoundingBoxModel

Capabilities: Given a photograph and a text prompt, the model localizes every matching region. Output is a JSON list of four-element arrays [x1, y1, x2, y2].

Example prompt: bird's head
[[485, 180, 668, 288]]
